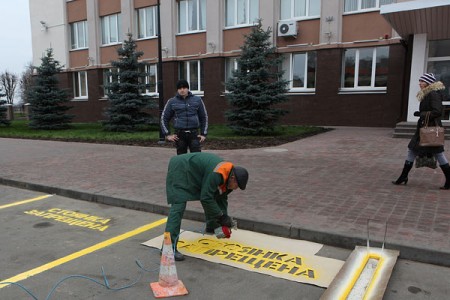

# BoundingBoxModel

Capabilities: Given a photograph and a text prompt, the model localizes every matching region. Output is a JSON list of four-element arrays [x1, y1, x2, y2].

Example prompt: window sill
[[100, 42, 122, 47], [279, 16, 319, 22], [224, 23, 257, 30], [71, 97, 88, 101], [70, 47, 88, 52], [286, 90, 316, 95], [191, 91, 204, 97], [343, 8, 380, 15], [177, 30, 206, 36], [338, 88, 387, 95], [136, 36, 157, 41]]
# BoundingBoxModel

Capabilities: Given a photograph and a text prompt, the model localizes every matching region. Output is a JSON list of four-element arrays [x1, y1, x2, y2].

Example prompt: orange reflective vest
[[213, 161, 234, 194]]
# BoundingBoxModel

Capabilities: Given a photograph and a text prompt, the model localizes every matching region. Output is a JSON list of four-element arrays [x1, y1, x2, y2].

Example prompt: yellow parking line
[[0, 217, 167, 288], [0, 195, 53, 210]]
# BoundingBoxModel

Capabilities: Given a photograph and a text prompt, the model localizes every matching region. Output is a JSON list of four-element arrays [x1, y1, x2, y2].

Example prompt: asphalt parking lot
[[0, 185, 329, 299], [2, 185, 450, 300]]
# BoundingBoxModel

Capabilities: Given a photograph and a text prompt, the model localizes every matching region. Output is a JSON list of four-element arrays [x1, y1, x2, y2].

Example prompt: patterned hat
[[419, 73, 436, 85]]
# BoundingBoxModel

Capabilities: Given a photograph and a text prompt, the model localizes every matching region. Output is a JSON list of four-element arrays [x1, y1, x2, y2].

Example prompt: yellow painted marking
[[0, 217, 167, 289], [0, 195, 53, 210], [363, 255, 384, 300], [339, 253, 382, 300]]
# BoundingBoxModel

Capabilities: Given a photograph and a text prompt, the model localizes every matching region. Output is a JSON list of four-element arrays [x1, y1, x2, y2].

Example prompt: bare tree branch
[[0, 71, 18, 105]]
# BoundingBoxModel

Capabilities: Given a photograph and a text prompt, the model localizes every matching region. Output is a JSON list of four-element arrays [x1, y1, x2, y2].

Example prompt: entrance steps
[[393, 121, 450, 139]]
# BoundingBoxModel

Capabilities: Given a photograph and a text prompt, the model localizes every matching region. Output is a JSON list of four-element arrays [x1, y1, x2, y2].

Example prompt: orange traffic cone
[[150, 232, 188, 298]]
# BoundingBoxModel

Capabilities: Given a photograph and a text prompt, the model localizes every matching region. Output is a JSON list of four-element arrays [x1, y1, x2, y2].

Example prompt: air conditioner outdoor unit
[[278, 20, 297, 37]]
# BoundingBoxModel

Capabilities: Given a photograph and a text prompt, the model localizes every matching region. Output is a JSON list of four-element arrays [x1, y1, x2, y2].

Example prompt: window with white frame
[[138, 64, 158, 94], [73, 71, 88, 99], [103, 68, 119, 96], [225, 0, 259, 27], [427, 39, 450, 102], [179, 0, 206, 33], [179, 60, 203, 92], [225, 57, 239, 83], [344, 0, 396, 13], [341, 46, 389, 90], [101, 14, 121, 45], [70, 21, 88, 50], [280, 0, 320, 20], [282, 52, 317, 91], [136, 6, 158, 39]]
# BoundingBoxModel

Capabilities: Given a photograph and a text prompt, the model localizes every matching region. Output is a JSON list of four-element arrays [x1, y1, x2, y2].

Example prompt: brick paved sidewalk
[[1, 127, 449, 266]]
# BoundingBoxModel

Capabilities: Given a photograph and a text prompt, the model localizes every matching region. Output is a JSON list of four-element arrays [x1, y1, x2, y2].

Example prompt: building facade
[[28, 0, 450, 127]]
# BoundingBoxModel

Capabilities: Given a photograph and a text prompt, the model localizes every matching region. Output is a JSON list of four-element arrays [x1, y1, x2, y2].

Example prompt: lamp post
[[157, 0, 165, 143]]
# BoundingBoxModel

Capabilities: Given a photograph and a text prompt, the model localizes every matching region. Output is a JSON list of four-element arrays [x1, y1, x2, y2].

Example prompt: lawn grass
[[0, 120, 326, 143]]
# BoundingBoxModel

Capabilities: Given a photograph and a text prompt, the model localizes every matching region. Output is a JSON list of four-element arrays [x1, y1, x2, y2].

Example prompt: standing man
[[161, 79, 208, 155], [165, 152, 249, 261]]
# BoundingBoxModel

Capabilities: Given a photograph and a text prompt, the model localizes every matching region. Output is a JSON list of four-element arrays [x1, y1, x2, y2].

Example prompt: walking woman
[[393, 73, 450, 189]]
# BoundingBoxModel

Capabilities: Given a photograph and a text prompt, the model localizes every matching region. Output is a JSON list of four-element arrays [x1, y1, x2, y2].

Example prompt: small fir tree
[[0, 89, 10, 126], [102, 33, 156, 132], [27, 48, 73, 129], [225, 20, 289, 135]]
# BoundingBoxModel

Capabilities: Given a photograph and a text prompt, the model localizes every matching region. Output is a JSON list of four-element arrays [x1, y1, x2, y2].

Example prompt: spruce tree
[[0, 89, 10, 126], [27, 48, 73, 129], [225, 20, 289, 135], [102, 33, 155, 132]]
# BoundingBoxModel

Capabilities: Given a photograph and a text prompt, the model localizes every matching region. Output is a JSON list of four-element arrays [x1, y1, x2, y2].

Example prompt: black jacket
[[408, 81, 446, 154], [160, 91, 208, 136]]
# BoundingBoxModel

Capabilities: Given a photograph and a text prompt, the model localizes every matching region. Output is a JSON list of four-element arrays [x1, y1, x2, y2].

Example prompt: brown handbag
[[419, 112, 445, 147]]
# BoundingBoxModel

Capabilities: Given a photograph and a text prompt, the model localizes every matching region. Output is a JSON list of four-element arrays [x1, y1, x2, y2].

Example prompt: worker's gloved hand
[[218, 214, 233, 227], [414, 111, 420, 117], [214, 226, 232, 239]]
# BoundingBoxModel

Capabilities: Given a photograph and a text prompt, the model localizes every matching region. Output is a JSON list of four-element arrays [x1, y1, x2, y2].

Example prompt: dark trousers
[[175, 130, 201, 155]]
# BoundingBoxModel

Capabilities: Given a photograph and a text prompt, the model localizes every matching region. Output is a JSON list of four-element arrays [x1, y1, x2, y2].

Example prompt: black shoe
[[160, 247, 185, 261], [392, 178, 408, 185], [174, 250, 185, 261]]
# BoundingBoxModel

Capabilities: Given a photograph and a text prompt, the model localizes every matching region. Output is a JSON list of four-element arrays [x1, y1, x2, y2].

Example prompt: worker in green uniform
[[165, 152, 249, 261]]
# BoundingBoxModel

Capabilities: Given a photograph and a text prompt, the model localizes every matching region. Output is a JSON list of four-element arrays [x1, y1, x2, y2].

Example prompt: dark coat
[[160, 91, 208, 136], [408, 81, 446, 154]]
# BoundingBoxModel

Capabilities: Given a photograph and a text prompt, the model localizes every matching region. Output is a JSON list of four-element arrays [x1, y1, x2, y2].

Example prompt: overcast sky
[[0, 0, 32, 76]]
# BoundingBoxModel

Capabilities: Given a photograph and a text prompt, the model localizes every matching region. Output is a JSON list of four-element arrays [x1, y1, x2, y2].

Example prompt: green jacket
[[166, 153, 232, 219]]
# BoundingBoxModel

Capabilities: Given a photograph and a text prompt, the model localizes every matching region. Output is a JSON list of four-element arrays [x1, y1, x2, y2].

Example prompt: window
[[344, 0, 396, 13], [225, 0, 259, 27], [101, 14, 121, 45], [136, 6, 158, 39], [103, 68, 119, 96], [280, 0, 320, 20], [427, 39, 450, 102], [225, 57, 239, 84], [179, 0, 206, 33], [179, 60, 203, 92], [282, 52, 317, 91], [70, 21, 88, 50], [139, 64, 158, 94], [73, 71, 88, 99], [341, 46, 389, 90]]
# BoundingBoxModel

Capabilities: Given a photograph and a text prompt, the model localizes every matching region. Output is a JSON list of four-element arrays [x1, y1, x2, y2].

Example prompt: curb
[[1, 177, 450, 267]]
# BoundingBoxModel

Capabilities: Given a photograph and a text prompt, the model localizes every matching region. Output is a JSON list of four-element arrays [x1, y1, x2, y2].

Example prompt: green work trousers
[[165, 202, 187, 249]]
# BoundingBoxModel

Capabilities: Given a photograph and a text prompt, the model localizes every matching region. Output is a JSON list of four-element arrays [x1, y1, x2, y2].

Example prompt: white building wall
[[29, 0, 68, 68], [407, 33, 427, 122]]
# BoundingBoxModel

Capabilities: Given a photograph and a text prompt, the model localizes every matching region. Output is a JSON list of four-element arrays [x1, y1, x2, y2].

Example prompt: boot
[[160, 243, 185, 261], [439, 163, 450, 190], [392, 161, 413, 185]]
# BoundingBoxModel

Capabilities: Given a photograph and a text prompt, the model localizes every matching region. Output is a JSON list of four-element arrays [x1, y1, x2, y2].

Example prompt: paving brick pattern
[[1, 127, 449, 263]]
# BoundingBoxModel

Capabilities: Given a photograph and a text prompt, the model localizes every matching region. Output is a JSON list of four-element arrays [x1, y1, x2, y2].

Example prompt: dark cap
[[233, 166, 249, 190], [176, 79, 189, 89]]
